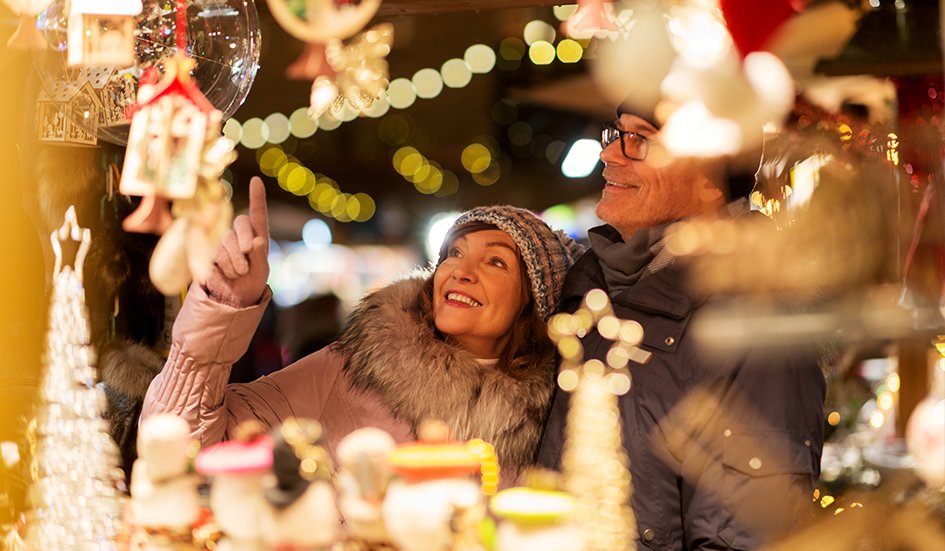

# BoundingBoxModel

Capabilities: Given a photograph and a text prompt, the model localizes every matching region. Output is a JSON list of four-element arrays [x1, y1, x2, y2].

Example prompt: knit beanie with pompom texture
[[438, 205, 585, 321]]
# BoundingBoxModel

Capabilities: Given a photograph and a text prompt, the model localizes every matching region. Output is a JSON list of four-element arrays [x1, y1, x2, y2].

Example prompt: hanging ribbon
[[176, 0, 188, 53]]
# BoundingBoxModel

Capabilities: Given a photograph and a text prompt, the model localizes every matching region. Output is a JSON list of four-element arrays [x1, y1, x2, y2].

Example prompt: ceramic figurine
[[261, 418, 340, 550], [195, 422, 273, 551], [382, 420, 485, 551], [336, 427, 397, 548], [129, 413, 200, 550], [489, 470, 584, 551]]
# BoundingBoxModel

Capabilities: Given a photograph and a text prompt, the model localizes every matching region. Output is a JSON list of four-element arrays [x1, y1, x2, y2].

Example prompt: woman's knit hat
[[438, 206, 585, 321]]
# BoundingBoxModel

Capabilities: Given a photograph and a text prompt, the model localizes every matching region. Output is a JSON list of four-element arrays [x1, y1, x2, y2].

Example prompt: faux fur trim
[[337, 276, 557, 478], [98, 339, 165, 399]]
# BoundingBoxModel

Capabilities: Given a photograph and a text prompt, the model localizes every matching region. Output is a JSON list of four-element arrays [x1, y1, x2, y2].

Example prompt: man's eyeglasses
[[601, 125, 649, 161]]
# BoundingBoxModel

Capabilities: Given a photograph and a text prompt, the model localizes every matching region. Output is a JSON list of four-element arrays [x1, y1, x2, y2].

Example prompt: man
[[536, 107, 826, 550]]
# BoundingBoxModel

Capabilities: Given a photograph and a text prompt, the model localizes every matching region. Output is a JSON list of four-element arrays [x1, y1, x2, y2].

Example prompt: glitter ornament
[[23, 207, 126, 550]]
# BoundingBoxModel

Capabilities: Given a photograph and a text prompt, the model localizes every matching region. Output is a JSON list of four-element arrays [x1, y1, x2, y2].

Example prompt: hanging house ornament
[[67, 0, 143, 67], [547, 288, 648, 551], [120, 51, 236, 295], [36, 72, 103, 145]]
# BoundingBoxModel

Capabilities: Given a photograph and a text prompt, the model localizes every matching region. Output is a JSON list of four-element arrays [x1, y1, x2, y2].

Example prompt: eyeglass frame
[[601, 124, 649, 161]]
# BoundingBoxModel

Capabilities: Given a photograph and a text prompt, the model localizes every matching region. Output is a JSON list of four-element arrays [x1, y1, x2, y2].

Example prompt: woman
[[141, 177, 582, 480]]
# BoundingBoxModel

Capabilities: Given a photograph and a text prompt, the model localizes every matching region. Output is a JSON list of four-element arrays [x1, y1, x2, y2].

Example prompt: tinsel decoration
[[24, 206, 126, 550], [548, 289, 650, 551]]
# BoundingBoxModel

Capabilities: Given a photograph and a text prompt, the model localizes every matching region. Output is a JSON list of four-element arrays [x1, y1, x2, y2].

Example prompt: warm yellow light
[[464, 44, 496, 73], [289, 107, 317, 138], [276, 161, 301, 190], [461, 143, 492, 174], [258, 147, 287, 177], [441, 58, 473, 89], [412, 68, 444, 99], [827, 411, 841, 426], [264, 112, 291, 144], [556, 39, 584, 63], [877, 392, 894, 411], [352, 193, 376, 222], [223, 118, 243, 142], [472, 161, 500, 186], [387, 78, 417, 109], [318, 112, 342, 131], [240, 117, 269, 149], [869, 410, 885, 429], [523, 19, 556, 46], [528, 41, 556, 65], [393, 146, 419, 173], [887, 373, 900, 393], [553, 4, 578, 21]]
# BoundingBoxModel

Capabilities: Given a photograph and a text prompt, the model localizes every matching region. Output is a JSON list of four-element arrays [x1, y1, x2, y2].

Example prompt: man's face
[[596, 113, 708, 238]]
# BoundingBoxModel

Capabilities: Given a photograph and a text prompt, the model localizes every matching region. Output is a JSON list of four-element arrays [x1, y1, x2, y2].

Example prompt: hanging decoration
[[3, 0, 53, 48], [36, 72, 103, 145], [718, 0, 799, 58], [120, 0, 236, 296], [563, 0, 619, 40], [23, 206, 126, 549], [67, 0, 142, 67], [265, 0, 391, 118], [548, 289, 646, 551], [310, 24, 394, 118]]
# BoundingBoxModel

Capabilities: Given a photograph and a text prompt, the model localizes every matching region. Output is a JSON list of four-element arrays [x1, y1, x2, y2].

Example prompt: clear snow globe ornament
[[34, 0, 260, 146]]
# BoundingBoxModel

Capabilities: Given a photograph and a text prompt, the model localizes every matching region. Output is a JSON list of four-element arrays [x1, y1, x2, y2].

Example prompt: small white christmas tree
[[25, 206, 125, 550], [549, 289, 649, 551]]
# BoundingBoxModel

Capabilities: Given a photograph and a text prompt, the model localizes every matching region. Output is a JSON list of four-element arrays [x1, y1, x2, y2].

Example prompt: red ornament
[[719, 0, 800, 58]]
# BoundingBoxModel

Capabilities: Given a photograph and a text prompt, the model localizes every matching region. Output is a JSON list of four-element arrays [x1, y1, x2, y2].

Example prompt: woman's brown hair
[[413, 223, 556, 376]]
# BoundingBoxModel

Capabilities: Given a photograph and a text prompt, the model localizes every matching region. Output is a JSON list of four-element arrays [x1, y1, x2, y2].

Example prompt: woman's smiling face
[[432, 229, 527, 359]]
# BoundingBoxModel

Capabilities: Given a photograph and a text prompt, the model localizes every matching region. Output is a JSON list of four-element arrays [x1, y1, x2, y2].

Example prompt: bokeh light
[[553, 4, 578, 21], [351, 193, 376, 222], [508, 121, 533, 146], [523, 19, 556, 45], [302, 218, 332, 248], [461, 143, 492, 174], [378, 114, 411, 146], [472, 162, 501, 186], [499, 37, 526, 61], [258, 146, 288, 177], [528, 41, 556, 65], [318, 112, 342, 131], [264, 112, 291, 144], [412, 68, 444, 99], [441, 58, 473, 88], [240, 117, 269, 149], [289, 107, 318, 138], [556, 39, 584, 63], [561, 138, 602, 178], [387, 77, 417, 109], [222, 118, 242, 142], [464, 43, 497, 73], [426, 212, 461, 261]]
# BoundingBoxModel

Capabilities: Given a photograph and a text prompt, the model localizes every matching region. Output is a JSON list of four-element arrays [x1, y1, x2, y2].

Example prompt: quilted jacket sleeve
[[140, 283, 276, 446]]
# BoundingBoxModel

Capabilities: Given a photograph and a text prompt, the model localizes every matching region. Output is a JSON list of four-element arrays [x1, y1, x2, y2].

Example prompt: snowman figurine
[[382, 420, 485, 551], [129, 414, 201, 550], [261, 417, 340, 549], [195, 421, 273, 551], [489, 469, 584, 551], [336, 427, 398, 548]]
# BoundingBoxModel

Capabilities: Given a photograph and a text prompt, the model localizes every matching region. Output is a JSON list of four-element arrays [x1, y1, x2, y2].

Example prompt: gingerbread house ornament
[[67, 0, 143, 67], [37, 77, 103, 145]]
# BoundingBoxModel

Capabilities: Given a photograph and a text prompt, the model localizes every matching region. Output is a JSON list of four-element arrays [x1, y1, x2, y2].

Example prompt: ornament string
[[176, 0, 188, 53]]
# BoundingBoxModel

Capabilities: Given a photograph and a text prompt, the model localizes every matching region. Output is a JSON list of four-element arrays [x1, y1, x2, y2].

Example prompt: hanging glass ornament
[[34, 0, 260, 145], [3, 0, 54, 48]]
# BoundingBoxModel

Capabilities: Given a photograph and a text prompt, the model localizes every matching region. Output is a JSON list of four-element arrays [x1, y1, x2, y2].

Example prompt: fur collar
[[98, 339, 164, 399], [337, 275, 557, 479]]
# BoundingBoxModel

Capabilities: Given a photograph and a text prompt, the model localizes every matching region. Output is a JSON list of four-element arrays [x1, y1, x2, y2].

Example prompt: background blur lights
[[302, 218, 333, 248], [461, 143, 492, 174], [561, 138, 602, 178], [426, 212, 461, 262], [528, 41, 556, 65], [387, 77, 418, 109], [464, 44, 497, 73], [264, 112, 291, 144], [223, 118, 242, 142], [289, 107, 318, 138], [523, 19, 556, 45], [440, 58, 473, 88], [240, 117, 269, 149], [412, 68, 444, 99], [556, 39, 584, 63]]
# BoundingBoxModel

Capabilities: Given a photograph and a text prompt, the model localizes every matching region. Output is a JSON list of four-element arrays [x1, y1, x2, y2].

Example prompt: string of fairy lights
[[225, 5, 594, 223]]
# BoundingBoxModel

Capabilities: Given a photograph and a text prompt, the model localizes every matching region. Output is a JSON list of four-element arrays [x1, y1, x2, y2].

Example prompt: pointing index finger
[[248, 176, 269, 240]]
